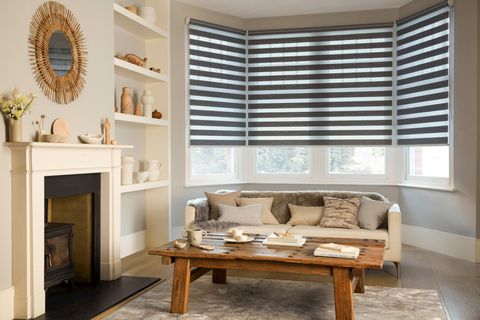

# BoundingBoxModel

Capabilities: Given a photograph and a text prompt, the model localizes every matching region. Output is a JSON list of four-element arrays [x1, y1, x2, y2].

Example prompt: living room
[[0, 0, 479, 319]]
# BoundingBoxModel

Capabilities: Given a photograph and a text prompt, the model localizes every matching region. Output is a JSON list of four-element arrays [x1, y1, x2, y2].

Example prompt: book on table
[[314, 243, 360, 259], [263, 233, 306, 247]]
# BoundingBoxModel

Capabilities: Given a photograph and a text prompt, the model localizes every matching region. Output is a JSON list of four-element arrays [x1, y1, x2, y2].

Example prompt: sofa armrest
[[185, 206, 196, 229], [387, 203, 402, 262]]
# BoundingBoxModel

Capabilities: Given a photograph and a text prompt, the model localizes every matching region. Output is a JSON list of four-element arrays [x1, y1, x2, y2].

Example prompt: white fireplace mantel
[[7, 142, 132, 319]]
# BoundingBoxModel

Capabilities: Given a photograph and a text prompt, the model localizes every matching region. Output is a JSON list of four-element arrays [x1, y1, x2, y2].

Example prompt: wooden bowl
[[43, 134, 62, 143]]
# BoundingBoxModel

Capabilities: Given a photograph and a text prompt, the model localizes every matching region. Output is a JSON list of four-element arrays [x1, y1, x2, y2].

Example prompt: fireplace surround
[[7, 142, 131, 319]]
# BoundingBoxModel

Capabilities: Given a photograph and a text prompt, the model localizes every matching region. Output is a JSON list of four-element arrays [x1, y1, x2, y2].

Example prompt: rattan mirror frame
[[28, 1, 87, 104]]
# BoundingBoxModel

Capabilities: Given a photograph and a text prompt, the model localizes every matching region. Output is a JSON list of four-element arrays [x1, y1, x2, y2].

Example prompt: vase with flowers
[[0, 89, 36, 142]]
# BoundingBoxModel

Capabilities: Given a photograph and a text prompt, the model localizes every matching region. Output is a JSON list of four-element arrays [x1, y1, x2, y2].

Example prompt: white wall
[[0, 0, 113, 298]]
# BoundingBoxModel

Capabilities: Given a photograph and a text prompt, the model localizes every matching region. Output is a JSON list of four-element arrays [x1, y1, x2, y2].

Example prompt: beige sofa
[[184, 190, 401, 275]]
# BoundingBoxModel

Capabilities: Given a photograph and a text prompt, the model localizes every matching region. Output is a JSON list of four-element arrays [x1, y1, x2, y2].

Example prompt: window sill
[[396, 183, 456, 192], [185, 180, 246, 188]]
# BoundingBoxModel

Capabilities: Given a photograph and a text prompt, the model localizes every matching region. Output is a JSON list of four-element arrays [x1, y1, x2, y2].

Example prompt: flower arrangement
[[0, 89, 36, 120]]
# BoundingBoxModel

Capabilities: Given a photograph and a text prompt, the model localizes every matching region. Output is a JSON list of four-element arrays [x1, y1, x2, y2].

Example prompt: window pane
[[256, 147, 309, 174], [329, 147, 385, 174], [409, 146, 449, 178], [190, 147, 235, 175]]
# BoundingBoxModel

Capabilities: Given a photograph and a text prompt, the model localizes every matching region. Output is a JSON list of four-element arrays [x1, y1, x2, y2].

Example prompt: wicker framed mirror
[[28, 1, 87, 104]]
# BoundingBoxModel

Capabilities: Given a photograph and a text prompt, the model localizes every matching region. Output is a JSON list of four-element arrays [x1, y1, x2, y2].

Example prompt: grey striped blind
[[247, 24, 394, 145], [396, 3, 450, 145], [188, 19, 247, 146]]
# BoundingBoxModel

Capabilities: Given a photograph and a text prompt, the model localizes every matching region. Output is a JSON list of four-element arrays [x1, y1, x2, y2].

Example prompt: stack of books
[[263, 233, 306, 247], [314, 243, 360, 259]]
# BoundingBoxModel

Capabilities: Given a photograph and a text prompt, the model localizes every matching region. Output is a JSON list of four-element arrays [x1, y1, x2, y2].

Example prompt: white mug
[[231, 228, 244, 237], [183, 229, 207, 246], [145, 160, 161, 172]]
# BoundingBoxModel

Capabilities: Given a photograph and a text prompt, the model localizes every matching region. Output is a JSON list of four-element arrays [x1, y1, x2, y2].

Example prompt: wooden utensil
[[104, 118, 111, 145], [52, 118, 71, 143]]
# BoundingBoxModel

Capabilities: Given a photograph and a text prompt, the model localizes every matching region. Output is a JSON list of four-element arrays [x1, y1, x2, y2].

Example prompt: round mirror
[[48, 31, 72, 76]]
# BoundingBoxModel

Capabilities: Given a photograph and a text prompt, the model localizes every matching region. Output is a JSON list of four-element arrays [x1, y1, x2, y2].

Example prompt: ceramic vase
[[141, 90, 154, 118], [121, 155, 134, 185], [121, 87, 133, 114], [9, 118, 22, 142]]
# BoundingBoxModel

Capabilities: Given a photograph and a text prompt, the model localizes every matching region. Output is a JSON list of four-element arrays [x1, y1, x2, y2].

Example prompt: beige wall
[[0, 0, 113, 294]]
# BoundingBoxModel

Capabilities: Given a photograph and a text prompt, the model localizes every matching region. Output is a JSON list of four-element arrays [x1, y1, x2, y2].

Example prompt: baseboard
[[0, 286, 14, 320], [402, 224, 478, 262], [121, 230, 146, 259], [170, 225, 184, 241]]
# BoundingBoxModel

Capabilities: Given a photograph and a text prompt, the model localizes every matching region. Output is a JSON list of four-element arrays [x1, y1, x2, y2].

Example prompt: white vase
[[141, 90, 154, 118], [121, 155, 134, 185], [9, 118, 22, 142]]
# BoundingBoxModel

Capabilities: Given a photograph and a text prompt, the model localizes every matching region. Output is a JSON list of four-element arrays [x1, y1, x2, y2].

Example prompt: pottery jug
[[121, 87, 133, 114], [141, 90, 154, 118]]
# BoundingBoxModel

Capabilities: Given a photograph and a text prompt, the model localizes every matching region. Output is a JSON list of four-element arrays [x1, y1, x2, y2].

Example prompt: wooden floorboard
[[122, 244, 480, 320]]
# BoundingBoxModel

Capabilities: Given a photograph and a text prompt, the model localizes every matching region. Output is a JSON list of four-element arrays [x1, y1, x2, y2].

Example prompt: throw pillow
[[205, 190, 241, 220], [287, 204, 323, 226], [319, 196, 361, 229], [236, 197, 279, 225], [357, 196, 393, 230], [217, 203, 263, 226]]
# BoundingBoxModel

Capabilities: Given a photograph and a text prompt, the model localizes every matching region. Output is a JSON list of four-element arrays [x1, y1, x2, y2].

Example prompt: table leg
[[212, 268, 227, 283], [170, 257, 191, 314], [332, 267, 354, 320], [353, 269, 365, 294]]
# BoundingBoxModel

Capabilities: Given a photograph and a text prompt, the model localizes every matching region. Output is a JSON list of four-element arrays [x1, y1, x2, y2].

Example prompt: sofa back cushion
[[239, 191, 388, 224]]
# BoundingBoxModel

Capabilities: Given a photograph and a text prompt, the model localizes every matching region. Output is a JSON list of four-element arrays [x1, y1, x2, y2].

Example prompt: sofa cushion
[[320, 197, 361, 229], [287, 204, 323, 226], [287, 225, 389, 249], [228, 224, 291, 236], [239, 191, 388, 225], [218, 203, 263, 226], [358, 196, 393, 230], [205, 190, 241, 220], [236, 197, 279, 225]]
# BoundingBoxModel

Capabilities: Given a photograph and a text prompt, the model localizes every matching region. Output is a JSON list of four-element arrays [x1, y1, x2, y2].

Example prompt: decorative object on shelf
[[78, 133, 103, 144], [124, 5, 138, 15], [141, 90, 154, 118], [52, 118, 71, 143], [43, 133, 62, 143], [134, 101, 142, 116], [103, 118, 111, 144], [111, 139, 118, 145], [115, 104, 119, 112], [139, 6, 157, 24], [152, 109, 162, 119], [28, 1, 87, 104], [134, 171, 149, 183], [145, 159, 161, 181], [1, 88, 36, 142], [34, 114, 47, 142], [114, 54, 127, 61], [149, 67, 161, 73], [125, 53, 147, 67], [121, 155, 134, 185], [121, 87, 133, 114]]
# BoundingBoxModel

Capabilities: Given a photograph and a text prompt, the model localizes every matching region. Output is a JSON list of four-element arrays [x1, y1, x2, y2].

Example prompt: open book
[[314, 243, 360, 259]]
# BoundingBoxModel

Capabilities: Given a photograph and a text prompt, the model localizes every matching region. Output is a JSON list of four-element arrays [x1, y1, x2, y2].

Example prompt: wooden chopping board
[[52, 118, 71, 143]]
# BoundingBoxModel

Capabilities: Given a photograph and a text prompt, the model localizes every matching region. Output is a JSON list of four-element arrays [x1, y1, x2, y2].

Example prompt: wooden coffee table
[[149, 233, 385, 320]]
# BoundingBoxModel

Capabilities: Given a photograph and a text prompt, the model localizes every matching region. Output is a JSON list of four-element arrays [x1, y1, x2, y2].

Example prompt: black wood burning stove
[[44, 223, 75, 289]]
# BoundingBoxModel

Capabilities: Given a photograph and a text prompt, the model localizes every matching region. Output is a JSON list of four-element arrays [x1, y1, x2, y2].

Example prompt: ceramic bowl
[[43, 134, 62, 143], [134, 171, 149, 183], [174, 240, 188, 249], [148, 171, 160, 181], [79, 134, 103, 144]]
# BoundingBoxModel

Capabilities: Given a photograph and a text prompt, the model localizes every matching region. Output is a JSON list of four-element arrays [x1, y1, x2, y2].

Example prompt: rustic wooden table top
[[149, 233, 385, 269]]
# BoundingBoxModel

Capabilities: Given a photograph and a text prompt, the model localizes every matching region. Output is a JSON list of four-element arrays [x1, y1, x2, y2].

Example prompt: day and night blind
[[396, 3, 450, 145], [247, 24, 394, 145], [188, 19, 247, 146]]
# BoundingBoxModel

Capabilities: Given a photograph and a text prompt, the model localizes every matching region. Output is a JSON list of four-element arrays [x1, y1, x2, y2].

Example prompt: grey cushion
[[218, 203, 263, 226], [357, 196, 393, 230]]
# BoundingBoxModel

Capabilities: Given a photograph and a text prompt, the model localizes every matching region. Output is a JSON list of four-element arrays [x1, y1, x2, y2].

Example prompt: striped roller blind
[[188, 19, 247, 146], [247, 24, 394, 145], [396, 3, 450, 145]]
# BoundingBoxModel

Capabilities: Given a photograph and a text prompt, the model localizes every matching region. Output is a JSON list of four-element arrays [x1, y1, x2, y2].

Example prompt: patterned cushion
[[319, 196, 361, 229]]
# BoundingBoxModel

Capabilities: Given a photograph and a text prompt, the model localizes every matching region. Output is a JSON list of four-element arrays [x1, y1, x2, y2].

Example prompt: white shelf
[[114, 3, 169, 39], [114, 112, 169, 126], [114, 58, 168, 83], [120, 180, 169, 193]]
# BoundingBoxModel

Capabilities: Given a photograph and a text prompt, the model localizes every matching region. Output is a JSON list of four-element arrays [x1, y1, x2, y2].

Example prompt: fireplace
[[8, 142, 128, 319], [44, 173, 101, 286]]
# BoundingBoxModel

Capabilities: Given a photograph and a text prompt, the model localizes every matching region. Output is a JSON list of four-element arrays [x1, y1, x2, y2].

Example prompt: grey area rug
[[106, 277, 446, 320]]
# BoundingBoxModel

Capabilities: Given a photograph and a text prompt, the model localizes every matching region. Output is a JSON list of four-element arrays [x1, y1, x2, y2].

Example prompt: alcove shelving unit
[[113, 0, 171, 258]]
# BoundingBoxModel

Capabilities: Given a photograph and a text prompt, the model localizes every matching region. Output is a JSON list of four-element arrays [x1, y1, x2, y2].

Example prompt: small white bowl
[[174, 240, 188, 249], [134, 171, 149, 183], [79, 133, 103, 144], [148, 171, 160, 181], [43, 134, 62, 143]]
